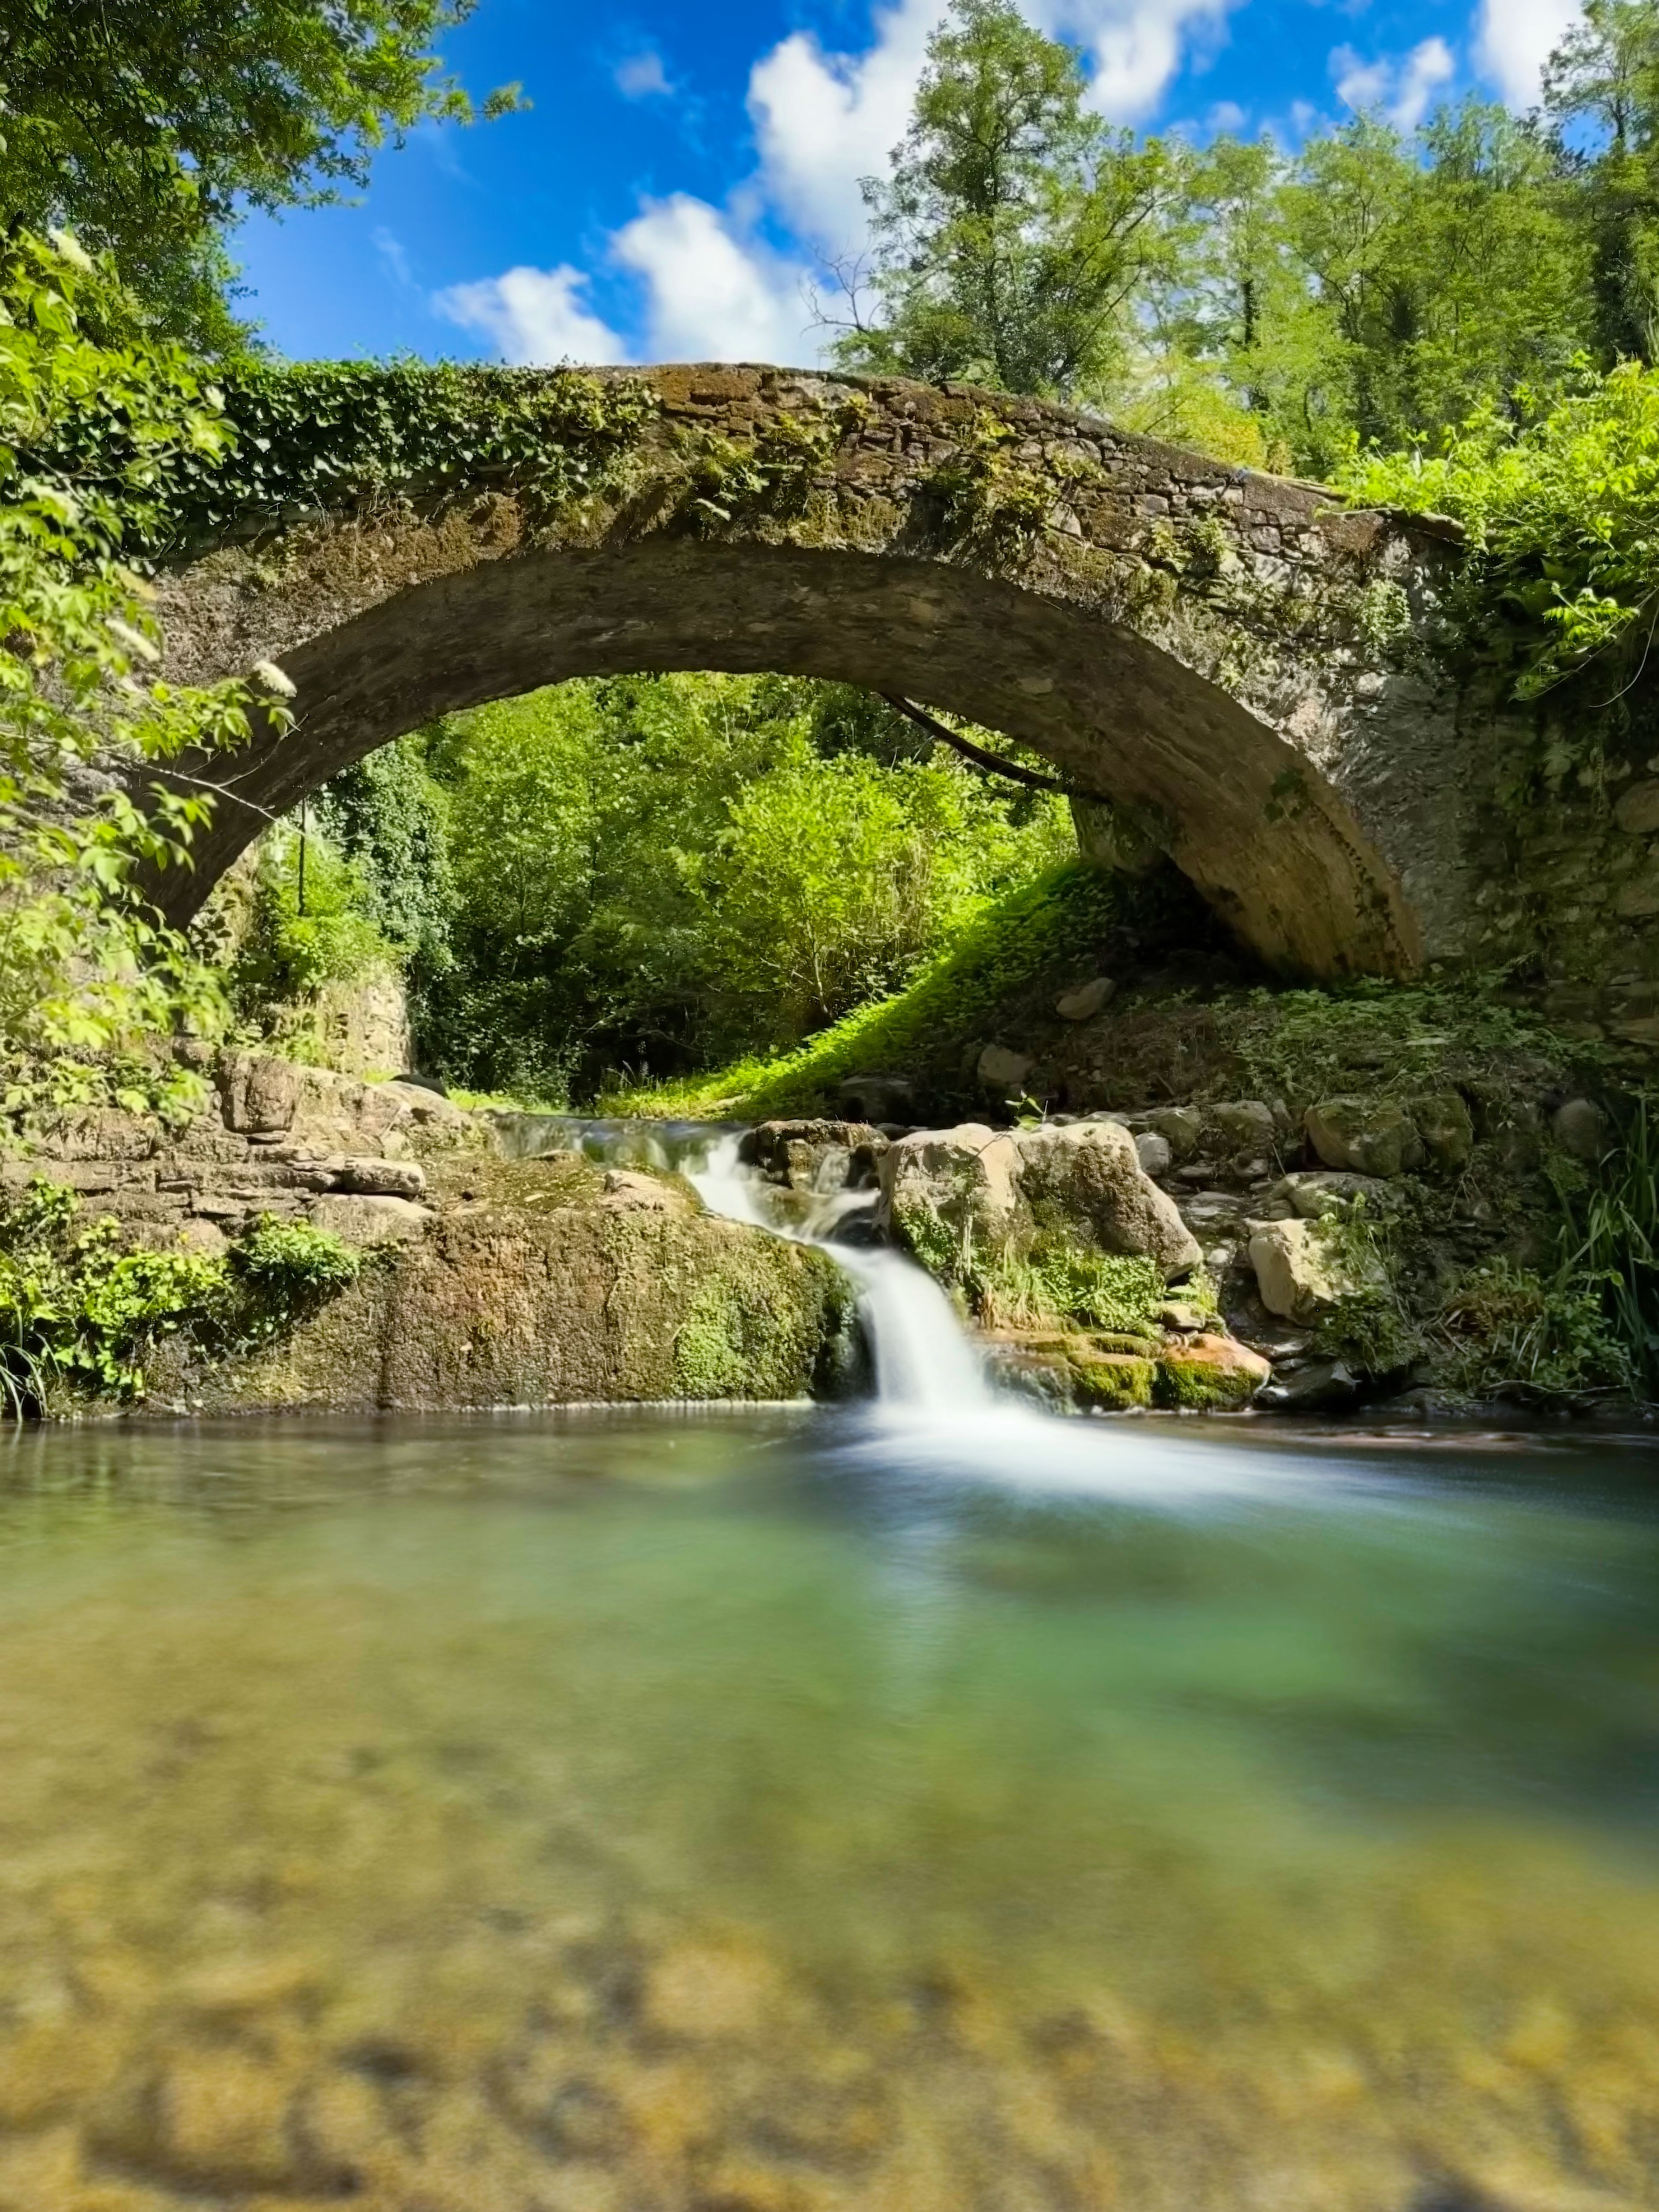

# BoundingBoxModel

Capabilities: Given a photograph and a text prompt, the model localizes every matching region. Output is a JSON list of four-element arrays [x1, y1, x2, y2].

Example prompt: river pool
[[3, 1406, 1659, 2210]]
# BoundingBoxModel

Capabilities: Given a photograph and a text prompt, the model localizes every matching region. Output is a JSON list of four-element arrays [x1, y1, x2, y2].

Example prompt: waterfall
[[685, 1135, 991, 1413]]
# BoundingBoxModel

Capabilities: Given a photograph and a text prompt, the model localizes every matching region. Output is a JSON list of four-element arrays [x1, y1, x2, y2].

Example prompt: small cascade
[[686, 1136, 990, 1413], [492, 1110, 990, 1412]]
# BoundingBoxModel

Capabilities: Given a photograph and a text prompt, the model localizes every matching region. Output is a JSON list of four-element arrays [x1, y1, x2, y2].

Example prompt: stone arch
[[146, 365, 1478, 977]]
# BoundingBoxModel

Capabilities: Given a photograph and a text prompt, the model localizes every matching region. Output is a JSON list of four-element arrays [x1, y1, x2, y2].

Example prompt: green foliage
[[227, 1215, 364, 1345], [675, 401, 868, 534], [610, 860, 1157, 1120], [0, 233, 255, 1133], [227, 822, 400, 1037], [0, 0, 520, 350], [311, 740, 456, 991], [1433, 1258, 1631, 1399], [972, 1241, 1166, 1336], [0, 1181, 361, 1413], [1225, 979, 1573, 1105], [415, 675, 1072, 1103], [30, 361, 659, 564], [1556, 1089, 1659, 1392], [1339, 358, 1659, 700]]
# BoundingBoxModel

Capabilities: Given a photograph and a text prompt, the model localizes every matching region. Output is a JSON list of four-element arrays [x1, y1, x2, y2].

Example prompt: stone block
[[218, 1052, 300, 1135], [308, 1195, 431, 1246]]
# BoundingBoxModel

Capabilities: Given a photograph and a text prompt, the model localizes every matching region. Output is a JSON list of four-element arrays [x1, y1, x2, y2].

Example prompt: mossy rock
[[1155, 1341, 1270, 1411], [1069, 1351, 1157, 1411]]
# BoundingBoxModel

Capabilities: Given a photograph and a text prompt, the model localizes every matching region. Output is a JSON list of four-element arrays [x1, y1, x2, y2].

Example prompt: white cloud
[[433, 264, 631, 365], [1332, 34, 1456, 129], [374, 227, 413, 289], [1390, 35, 1456, 128], [747, 0, 1241, 256], [615, 49, 671, 99], [748, 0, 939, 252], [439, 0, 1258, 370], [1206, 98, 1248, 132], [1332, 46, 1391, 111], [1042, 0, 1239, 122], [1475, 0, 1580, 108], [612, 195, 818, 364]]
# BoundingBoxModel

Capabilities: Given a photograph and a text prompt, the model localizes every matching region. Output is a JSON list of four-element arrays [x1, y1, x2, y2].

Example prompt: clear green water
[[3, 1408, 1659, 2211]]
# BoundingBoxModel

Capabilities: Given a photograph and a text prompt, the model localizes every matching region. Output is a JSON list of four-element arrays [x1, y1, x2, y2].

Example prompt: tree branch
[[878, 693, 1107, 800]]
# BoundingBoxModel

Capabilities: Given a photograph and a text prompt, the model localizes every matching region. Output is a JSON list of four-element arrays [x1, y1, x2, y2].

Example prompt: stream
[[4, 1117, 1659, 2207]]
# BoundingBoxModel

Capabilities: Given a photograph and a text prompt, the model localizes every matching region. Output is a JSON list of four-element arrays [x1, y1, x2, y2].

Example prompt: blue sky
[[236, 0, 1581, 368]]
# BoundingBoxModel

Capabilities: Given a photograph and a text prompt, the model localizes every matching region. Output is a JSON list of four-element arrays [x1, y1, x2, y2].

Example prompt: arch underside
[[157, 538, 1417, 977]]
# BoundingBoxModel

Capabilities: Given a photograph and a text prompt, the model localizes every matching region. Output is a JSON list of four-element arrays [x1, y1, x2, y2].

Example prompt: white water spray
[[685, 1135, 989, 1413]]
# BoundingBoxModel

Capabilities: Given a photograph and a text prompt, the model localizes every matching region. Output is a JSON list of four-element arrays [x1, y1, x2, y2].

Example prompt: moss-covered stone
[[1070, 1351, 1158, 1410], [147, 1175, 861, 1414], [1155, 1334, 1273, 1411]]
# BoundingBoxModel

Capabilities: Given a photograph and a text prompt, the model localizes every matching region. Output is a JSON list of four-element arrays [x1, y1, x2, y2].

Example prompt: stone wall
[[12, 1054, 858, 1414]]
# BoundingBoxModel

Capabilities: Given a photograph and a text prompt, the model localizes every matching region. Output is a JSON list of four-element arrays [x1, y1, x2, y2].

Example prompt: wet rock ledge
[[13, 1054, 858, 1416]]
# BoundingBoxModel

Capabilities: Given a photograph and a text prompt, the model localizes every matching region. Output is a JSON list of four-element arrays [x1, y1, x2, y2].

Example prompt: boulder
[[600, 1169, 692, 1214], [837, 1073, 914, 1124], [1070, 1349, 1157, 1410], [1615, 778, 1659, 835], [1145, 1106, 1203, 1162], [1553, 1097, 1611, 1163], [1304, 1097, 1425, 1178], [1411, 1090, 1474, 1172], [1258, 1358, 1363, 1412], [1262, 1170, 1384, 1220], [1015, 1121, 1200, 1273], [977, 1043, 1035, 1091], [308, 1194, 431, 1246], [744, 1120, 886, 1193], [1155, 1334, 1272, 1410], [1135, 1130, 1172, 1178], [1055, 977, 1115, 1022], [1208, 1100, 1277, 1160], [218, 1053, 299, 1136], [1248, 1217, 1382, 1323], [880, 1124, 1024, 1260]]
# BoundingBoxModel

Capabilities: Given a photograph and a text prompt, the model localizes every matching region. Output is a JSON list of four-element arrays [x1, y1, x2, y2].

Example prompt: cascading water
[[685, 1134, 989, 1413], [494, 1111, 989, 1412]]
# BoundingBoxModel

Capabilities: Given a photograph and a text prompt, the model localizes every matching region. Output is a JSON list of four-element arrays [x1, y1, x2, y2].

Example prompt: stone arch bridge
[[149, 363, 1488, 980]]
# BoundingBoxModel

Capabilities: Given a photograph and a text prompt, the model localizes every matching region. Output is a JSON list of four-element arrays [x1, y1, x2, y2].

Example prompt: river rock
[[1553, 1096, 1611, 1162], [1208, 1101, 1277, 1160], [1258, 1357, 1363, 1411], [1055, 977, 1115, 1022], [1411, 1089, 1474, 1172], [1262, 1170, 1384, 1220], [1248, 1217, 1381, 1322], [1304, 1096, 1425, 1178], [836, 1073, 914, 1123], [1142, 1106, 1202, 1162], [880, 1124, 1024, 1258], [1135, 1130, 1173, 1178], [600, 1168, 692, 1214], [977, 1043, 1035, 1091], [1156, 1333, 1272, 1410], [1015, 1121, 1201, 1273]]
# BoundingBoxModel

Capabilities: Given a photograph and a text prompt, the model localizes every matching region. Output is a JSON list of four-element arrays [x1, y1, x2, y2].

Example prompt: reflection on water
[[3, 1409, 1659, 2210]]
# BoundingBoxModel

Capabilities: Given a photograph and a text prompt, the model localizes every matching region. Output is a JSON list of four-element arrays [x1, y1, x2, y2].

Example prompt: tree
[[0, 230, 258, 1124], [1547, 0, 1659, 362], [0, 0, 518, 347], [831, 0, 1185, 400]]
